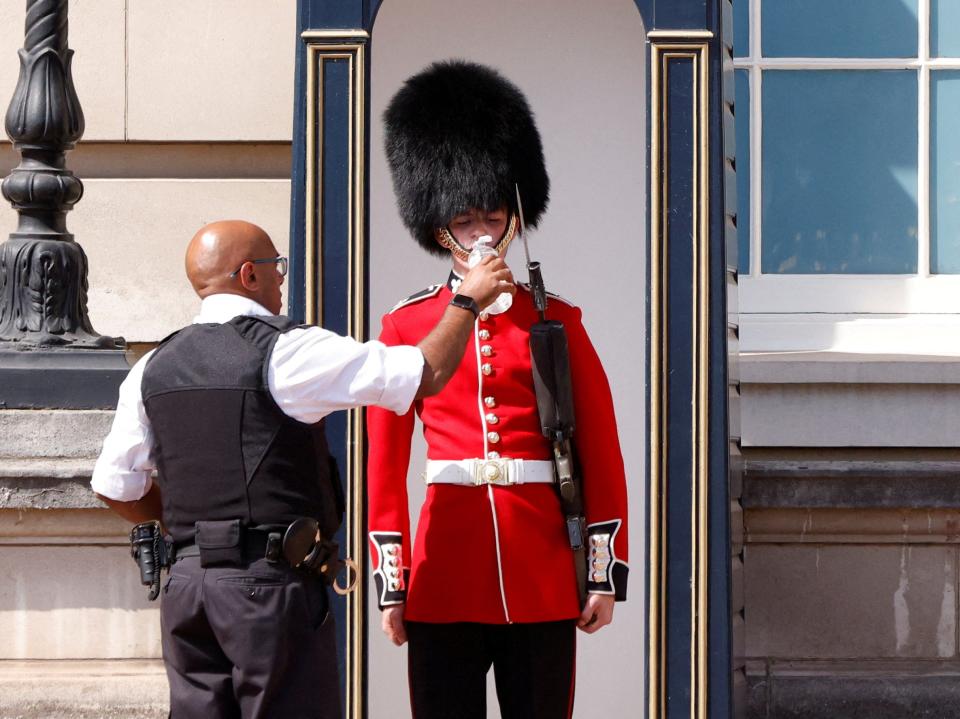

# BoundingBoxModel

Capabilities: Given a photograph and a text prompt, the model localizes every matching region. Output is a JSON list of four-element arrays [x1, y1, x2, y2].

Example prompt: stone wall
[[0, 4, 294, 715], [0, 410, 167, 717], [0, 1, 295, 342], [742, 354, 960, 718]]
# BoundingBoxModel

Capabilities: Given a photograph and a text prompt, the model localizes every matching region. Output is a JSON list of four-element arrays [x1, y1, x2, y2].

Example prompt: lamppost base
[[0, 348, 130, 409]]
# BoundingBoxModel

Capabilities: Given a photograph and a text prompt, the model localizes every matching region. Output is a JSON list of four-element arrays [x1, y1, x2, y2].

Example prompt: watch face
[[451, 294, 479, 316]]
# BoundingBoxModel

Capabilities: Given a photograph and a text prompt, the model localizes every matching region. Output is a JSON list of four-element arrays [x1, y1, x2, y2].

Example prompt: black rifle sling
[[530, 321, 575, 438], [529, 320, 588, 608]]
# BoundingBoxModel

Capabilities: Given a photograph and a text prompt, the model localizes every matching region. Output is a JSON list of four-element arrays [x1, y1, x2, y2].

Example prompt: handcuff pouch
[[195, 519, 242, 567]]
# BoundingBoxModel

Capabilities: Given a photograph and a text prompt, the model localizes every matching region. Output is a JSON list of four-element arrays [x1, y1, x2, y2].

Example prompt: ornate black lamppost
[[0, 0, 127, 408]]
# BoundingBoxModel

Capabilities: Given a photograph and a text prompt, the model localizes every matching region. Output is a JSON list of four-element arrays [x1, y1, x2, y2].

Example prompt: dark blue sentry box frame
[[289, 2, 735, 717]]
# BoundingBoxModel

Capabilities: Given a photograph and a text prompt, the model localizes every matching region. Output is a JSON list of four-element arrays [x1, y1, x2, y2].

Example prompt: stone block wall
[[742, 355, 960, 718], [0, 410, 167, 717], [0, 1, 295, 342], [0, 4, 295, 715]]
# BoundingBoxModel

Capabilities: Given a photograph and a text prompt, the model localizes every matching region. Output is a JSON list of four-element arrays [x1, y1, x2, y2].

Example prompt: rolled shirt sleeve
[[268, 326, 424, 424], [90, 353, 156, 502]]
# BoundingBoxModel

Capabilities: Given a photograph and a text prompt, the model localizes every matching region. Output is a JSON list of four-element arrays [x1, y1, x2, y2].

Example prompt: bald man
[[91, 220, 514, 719]]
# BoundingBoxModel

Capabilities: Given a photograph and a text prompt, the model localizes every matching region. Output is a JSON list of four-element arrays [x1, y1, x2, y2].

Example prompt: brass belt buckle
[[475, 458, 509, 485]]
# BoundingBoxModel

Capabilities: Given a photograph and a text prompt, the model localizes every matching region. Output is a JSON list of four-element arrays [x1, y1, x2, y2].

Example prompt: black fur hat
[[384, 59, 550, 256]]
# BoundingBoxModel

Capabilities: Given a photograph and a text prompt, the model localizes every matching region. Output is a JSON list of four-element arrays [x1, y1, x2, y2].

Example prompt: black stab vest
[[141, 315, 344, 545]]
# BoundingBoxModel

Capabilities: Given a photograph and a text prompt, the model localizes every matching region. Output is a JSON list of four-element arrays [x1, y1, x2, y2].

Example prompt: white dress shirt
[[91, 293, 424, 502]]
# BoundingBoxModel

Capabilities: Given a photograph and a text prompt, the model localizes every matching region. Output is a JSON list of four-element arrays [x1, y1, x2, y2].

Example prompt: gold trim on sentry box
[[303, 34, 368, 719], [345, 40, 368, 719], [647, 29, 715, 39], [301, 29, 370, 40], [648, 37, 711, 719]]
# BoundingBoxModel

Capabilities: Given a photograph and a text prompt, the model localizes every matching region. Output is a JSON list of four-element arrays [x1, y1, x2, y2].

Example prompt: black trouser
[[160, 556, 340, 719], [406, 620, 577, 719]]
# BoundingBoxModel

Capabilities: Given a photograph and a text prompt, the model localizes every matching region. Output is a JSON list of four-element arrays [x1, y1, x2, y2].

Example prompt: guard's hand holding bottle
[[457, 255, 515, 311], [468, 235, 514, 314]]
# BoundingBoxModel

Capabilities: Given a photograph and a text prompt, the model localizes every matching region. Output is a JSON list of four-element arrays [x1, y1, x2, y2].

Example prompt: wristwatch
[[449, 293, 480, 318]]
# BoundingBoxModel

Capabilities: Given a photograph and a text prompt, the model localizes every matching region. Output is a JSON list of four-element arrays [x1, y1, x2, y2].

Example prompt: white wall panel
[[1, 0, 126, 141], [127, 1, 295, 141], [0, 545, 161, 659], [368, 1, 647, 716], [0, 179, 291, 342]]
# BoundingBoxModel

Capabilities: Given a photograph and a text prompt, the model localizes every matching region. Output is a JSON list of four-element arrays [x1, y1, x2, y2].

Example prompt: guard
[[367, 60, 630, 719]]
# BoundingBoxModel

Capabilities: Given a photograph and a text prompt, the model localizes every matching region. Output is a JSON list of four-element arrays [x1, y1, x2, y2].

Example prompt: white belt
[[425, 459, 555, 486]]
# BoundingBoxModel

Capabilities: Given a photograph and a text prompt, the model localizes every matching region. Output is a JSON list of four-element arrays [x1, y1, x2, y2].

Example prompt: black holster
[[129, 520, 172, 601]]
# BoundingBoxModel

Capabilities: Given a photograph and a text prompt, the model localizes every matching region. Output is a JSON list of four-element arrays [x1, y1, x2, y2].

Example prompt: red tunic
[[367, 280, 628, 624]]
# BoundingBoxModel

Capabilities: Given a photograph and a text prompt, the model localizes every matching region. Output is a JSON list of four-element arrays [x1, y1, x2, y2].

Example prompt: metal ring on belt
[[425, 459, 555, 486]]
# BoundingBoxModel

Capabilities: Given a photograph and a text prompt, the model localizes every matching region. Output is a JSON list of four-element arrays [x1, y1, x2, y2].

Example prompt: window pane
[[733, 0, 749, 57], [932, 72, 960, 273], [932, 0, 960, 58], [762, 71, 918, 274], [762, 0, 918, 58], [735, 70, 750, 272]]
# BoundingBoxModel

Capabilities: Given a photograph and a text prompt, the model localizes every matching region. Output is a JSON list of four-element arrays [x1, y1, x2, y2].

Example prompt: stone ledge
[[0, 660, 167, 719], [0, 477, 103, 510], [742, 351, 960, 385], [0, 459, 95, 479], [741, 383, 960, 448], [0, 410, 113, 459], [747, 660, 960, 719], [745, 507, 960, 544], [744, 460, 960, 509], [0, 509, 129, 541]]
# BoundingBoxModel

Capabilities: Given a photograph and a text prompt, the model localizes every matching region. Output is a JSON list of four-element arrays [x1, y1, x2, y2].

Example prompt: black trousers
[[406, 620, 577, 719], [160, 556, 340, 719]]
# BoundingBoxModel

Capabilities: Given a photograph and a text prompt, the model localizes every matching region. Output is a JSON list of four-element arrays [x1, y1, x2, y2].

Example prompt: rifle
[[516, 184, 588, 608]]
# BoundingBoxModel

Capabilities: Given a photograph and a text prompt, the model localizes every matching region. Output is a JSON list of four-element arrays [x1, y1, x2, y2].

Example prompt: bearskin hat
[[383, 59, 550, 256]]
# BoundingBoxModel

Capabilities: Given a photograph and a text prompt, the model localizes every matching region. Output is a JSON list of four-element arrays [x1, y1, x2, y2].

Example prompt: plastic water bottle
[[467, 235, 513, 315]]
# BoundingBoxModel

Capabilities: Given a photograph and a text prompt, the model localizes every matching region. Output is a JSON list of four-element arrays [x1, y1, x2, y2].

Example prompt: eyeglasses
[[228, 256, 288, 279]]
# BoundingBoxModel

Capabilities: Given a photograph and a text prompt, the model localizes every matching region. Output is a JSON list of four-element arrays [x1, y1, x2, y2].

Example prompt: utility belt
[[129, 518, 357, 601]]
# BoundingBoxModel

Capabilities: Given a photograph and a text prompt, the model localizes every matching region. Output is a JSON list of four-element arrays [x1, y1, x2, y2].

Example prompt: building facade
[[0, 0, 756, 718], [734, 1, 960, 716], [0, 3, 294, 716]]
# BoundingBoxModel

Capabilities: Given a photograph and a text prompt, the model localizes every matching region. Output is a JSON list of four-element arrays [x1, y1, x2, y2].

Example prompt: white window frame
[[734, 0, 960, 354]]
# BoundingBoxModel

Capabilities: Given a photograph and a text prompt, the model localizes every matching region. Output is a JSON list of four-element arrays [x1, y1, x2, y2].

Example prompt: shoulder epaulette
[[518, 282, 575, 307], [546, 290, 575, 306], [389, 284, 442, 313]]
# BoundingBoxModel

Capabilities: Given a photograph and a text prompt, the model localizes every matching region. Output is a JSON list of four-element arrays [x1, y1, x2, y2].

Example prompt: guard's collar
[[446, 270, 464, 293]]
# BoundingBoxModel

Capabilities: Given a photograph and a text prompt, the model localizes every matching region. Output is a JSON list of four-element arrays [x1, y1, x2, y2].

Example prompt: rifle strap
[[574, 546, 588, 609]]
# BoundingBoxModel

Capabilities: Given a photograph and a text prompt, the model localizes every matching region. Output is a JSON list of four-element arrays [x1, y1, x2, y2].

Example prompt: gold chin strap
[[436, 214, 519, 262]]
